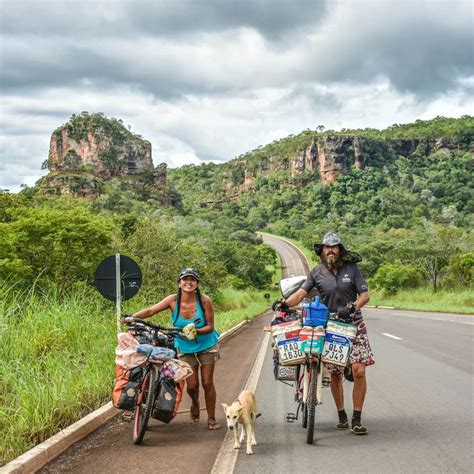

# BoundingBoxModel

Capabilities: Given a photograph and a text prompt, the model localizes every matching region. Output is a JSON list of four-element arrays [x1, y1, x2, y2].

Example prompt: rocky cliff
[[223, 133, 461, 192], [38, 113, 167, 199]]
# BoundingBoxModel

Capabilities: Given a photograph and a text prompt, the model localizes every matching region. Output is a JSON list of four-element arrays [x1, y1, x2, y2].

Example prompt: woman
[[131, 267, 221, 430]]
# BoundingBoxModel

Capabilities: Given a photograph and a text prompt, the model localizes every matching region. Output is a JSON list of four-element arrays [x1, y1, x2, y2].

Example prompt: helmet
[[178, 267, 200, 281]]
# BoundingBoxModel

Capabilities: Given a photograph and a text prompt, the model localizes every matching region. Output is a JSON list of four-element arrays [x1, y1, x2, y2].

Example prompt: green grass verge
[[0, 284, 116, 465], [0, 277, 279, 465], [370, 288, 474, 314]]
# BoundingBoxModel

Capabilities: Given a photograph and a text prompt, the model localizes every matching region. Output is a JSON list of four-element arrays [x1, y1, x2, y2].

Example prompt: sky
[[1, 0, 473, 192]]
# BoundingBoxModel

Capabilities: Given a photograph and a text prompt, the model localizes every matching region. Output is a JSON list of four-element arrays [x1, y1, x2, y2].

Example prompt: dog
[[221, 389, 259, 455]]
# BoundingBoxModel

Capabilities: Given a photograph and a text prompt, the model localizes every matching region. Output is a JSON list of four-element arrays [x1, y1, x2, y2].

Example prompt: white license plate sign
[[322, 334, 352, 365], [277, 338, 304, 364]]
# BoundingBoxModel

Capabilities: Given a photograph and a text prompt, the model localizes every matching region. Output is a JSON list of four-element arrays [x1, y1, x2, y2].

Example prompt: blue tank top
[[172, 296, 219, 354]]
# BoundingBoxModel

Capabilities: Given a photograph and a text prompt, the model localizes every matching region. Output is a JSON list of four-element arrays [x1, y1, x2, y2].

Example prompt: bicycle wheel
[[301, 402, 308, 428], [306, 361, 319, 445], [133, 365, 158, 445]]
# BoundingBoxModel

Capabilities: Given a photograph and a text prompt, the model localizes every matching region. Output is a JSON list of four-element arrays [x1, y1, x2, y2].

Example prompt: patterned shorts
[[323, 319, 375, 375]]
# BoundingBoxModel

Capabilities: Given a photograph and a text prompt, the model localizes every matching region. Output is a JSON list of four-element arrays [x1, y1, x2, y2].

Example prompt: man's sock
[[338, 409, 348, 423], [352, 410, 362, 427]]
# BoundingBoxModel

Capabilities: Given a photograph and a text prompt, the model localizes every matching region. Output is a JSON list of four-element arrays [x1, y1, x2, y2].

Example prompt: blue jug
[[304, 296, 329, 327]]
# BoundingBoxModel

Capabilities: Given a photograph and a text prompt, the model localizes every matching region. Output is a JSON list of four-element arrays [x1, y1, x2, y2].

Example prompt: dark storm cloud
[[1, 0, 472, 102], [305, 2, 474, 98], [0, 0, 328, 39]]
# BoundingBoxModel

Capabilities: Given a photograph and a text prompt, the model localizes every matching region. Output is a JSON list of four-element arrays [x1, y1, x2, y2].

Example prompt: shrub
[[371, 260, 421, 294]]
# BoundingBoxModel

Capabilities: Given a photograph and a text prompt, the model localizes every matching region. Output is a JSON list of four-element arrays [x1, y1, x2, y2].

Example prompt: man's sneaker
[[351, 423, 368, 435], [337, 421, 349, 430]]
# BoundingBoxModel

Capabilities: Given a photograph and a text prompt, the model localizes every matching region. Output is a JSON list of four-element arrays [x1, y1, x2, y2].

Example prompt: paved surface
[[260, 233, 310, 276], [235, 308, 473, 474]]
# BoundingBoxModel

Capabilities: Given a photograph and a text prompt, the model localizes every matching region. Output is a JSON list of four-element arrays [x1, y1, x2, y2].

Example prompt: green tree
[[0, 206, 116, 286]]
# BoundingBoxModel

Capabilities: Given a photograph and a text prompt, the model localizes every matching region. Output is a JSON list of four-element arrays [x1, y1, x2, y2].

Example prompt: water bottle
[[304, 296, 329, 327]]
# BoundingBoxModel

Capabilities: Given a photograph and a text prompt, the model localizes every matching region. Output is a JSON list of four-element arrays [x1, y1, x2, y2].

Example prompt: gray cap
[[313, 232, 362, 263]]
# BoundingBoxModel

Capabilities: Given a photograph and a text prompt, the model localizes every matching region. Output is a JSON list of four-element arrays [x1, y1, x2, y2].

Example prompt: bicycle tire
[[301, 402, 308, 428], [133, 365, 158, 445], [306, 361, 318, 445]]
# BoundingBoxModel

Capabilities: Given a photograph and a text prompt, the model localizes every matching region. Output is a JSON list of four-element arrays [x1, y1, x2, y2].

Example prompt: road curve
[[259, 233, 310, 277]]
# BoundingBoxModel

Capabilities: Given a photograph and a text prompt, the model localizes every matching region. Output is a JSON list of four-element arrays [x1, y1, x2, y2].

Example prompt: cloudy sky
[[1, 0, 473, 192]]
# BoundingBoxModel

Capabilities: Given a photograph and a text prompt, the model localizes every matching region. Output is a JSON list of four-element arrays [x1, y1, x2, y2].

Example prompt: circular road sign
[[95, 254, 142, 301]]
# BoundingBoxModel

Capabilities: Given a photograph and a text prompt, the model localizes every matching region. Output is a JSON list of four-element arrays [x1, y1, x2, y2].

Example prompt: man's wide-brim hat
[[313, 232, 362, 263]]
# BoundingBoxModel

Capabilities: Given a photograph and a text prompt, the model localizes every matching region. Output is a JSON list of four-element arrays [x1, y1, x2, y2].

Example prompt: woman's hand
[[183, 323, 198, 340]]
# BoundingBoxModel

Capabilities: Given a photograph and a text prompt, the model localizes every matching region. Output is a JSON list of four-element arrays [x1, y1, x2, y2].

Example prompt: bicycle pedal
[[122, 411, 134, 422], [285, 413, 297, 423]]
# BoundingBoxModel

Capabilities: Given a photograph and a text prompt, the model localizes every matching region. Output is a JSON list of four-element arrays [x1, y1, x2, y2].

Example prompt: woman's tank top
[[171, 296, 219, 354]]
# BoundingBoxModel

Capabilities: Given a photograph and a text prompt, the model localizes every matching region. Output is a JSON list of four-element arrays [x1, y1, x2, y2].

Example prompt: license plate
[[277, 338, 303, 363], [322, 332, 354, 366], [322, 341, 349, 364]]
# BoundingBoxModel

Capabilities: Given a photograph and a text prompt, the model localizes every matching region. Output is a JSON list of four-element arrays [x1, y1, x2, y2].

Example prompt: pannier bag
[[113, 365, 143, 410], [152, 378, 184, 423], [115, 332, 147, 370], [161, 359, 193, 382], [321, 320, 357, 367], [271, 320, 305, 366]]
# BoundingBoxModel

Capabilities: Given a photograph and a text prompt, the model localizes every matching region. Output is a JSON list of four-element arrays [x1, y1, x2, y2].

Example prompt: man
[[281, 232, 374, 435]]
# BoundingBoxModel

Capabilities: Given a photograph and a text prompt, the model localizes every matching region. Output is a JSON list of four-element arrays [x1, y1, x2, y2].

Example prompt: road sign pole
[[115, 253, 121, 333]]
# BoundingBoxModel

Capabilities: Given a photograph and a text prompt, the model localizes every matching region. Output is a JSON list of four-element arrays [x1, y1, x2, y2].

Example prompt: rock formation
[[38, 113, 167, 199]]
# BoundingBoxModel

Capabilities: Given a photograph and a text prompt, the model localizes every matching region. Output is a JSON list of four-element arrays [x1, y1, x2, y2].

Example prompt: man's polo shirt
[[301, 262, 368, 312]]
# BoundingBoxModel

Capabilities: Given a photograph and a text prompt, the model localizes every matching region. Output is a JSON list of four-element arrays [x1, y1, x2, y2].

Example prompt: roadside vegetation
[[0, 281, 277, 464], [369, 288, 474, 314], [0, 193, 278, 464]]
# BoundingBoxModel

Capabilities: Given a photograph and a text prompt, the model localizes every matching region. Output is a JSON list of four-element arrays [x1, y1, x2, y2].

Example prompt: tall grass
[[0, 283, 117, 465], [213, 286, 279, 332], [370, 287, 474, 314], [0, 280, 277, 465]]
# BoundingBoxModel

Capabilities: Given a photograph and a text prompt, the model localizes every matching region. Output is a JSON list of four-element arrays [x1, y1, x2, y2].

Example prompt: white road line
[[210, 331, 271, 474], [382, 333, 403, 340], [380, 311, 473, 324]]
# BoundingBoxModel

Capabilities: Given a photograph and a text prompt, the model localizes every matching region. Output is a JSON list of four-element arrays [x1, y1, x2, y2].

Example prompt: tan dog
[[221, 389, 258, 455]]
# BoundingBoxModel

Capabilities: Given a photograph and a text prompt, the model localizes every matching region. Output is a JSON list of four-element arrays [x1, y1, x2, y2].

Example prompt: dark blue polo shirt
[[301, 262, 368, 312]]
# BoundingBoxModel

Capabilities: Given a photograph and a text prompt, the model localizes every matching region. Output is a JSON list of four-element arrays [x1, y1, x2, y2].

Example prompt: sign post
[[94, 254, 142, 333], [115, 253, 122, 332]]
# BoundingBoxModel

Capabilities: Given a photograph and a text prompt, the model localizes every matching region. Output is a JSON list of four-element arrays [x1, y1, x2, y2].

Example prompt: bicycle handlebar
[[122, 315, 203, 332]]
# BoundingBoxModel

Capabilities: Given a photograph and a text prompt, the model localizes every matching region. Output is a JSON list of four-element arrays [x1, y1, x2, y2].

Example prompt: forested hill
[[168, 116, 473, 292], [168, 116, 473, 221]]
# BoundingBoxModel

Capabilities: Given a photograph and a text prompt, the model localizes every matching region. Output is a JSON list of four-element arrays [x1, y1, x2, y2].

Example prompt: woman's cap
[[178, 267, 200, 281]]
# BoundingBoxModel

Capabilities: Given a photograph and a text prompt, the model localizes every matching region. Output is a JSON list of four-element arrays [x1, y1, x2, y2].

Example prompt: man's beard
[[322, 254, 343, 269]]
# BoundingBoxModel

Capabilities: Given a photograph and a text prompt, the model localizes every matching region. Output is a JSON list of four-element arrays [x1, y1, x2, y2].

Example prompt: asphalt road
[[42, 234, 473, 473], [260, 233, 310, 276]]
